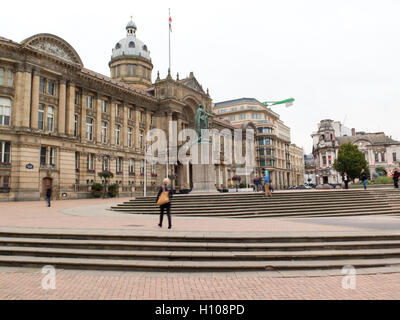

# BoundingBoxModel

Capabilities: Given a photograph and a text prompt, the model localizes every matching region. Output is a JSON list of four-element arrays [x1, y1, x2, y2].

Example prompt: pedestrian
[[156, 178, 173, 229], [253, 176, 260, 192], [360, 169, 368, 190], [393, 168, 399, 189], [263, 170, 271, 198], [343, 172, 349, 189], [45, 187, 52, 207]]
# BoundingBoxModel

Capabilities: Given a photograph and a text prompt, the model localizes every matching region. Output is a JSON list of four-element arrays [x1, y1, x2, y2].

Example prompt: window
[[129, 41, 135, 48], [257, 137, 273, 146], [75, 152, 80, 169], [375, 153, 379, 162], [115, 125, 121, 145], [39, 77, 46, 93], [0, 68, 3, 86], [1, 69, 13, 87], [129, 159, 135, 173], [239, 114, 246, 120], [101, 100, 107, 113], [74, 90, 80, 105], [40, 147, 47, 166], [128, 127, 133, 147], [393, 153, 397, 162], [115, 43, 121, 49], [381, 153, 386, 162], [128, 108, 133, 120], [2, 176, 10, 188], [87, 154, 95, 171], [139, 111, 144, 123], [322, 156, 327, 165], [102, 157, 109, 171], [0, 141, 10, 163], [133, 64, 137, 76], [258, 127, 272, 134], [101, 121, 108, 143], [86, 118, 93, 141], [139, 130, 144, 149], [140, 160, 145, 174], [49, 148, 56, 166], [47, 80, 56, 96], [229, 116, 236, 121], [116, 157, 123, 173], [0, 97, 11, 126], [86, 96, 93, 109], [143, 45, 148, 52], [47, 106, 54, 132], [74, 115, 78, 137], [38, 104, 44, 130], [116, 65, 121, 77]]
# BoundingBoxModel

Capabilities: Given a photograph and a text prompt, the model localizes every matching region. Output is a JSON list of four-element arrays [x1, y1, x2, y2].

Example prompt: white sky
[[2, 0, 400, 153]]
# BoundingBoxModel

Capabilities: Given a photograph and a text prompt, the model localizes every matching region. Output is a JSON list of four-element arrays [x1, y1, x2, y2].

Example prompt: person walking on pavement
[[264, 170, 272, 198], [45, 187, 52, 207], [156, 178, 173, 229], [393, 168, 399, 189], [343, 172, 349, 189], [360, 169, 368, 190]]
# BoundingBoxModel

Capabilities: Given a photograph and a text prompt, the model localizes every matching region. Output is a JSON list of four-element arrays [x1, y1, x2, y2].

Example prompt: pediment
[[179, 77, 205, 94], [21, 33, 83, 67]]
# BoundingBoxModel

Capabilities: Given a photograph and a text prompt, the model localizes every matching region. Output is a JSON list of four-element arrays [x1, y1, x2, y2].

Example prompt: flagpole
[[169, 8, 171, 71]]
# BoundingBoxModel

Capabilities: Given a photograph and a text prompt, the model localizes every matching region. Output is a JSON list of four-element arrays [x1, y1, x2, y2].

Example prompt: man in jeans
[[46, 187, 52, 207], [264, 170, 271, 198]]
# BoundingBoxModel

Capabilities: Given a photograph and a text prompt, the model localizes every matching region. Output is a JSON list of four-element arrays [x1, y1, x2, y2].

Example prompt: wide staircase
[[111, 189, 400, 218], [2, 230, 400, 272]]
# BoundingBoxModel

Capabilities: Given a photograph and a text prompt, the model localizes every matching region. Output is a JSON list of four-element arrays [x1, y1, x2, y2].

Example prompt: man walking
[[393, 168, 399, 189], [360, 169, 368, 190], [264, 170, 271, 198], [46, 187, 52, 207]]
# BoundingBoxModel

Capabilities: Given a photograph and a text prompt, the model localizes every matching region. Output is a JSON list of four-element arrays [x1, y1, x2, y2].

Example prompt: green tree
[[333, 143, 369, 181]]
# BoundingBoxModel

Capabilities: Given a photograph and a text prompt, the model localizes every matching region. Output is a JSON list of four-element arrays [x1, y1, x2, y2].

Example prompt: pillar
[[66, 81, 75, 136], [80, 89, 87, 141], [58, 79, 66, 134], [30, 70, 40, 130], [96, 95, 102, 143]]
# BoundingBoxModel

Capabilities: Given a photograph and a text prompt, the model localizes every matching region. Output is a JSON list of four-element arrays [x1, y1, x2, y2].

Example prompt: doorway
[[42, 177, 53, 199]]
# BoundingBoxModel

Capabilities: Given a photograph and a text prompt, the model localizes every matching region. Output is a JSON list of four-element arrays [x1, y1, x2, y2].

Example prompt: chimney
[[351, 128, 356, 136]]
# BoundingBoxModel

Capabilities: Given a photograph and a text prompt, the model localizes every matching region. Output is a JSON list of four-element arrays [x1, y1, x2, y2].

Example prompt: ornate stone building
[[312, 119, 400, 185], [0, 20, 237, 201], [213, 98, 304, 189]]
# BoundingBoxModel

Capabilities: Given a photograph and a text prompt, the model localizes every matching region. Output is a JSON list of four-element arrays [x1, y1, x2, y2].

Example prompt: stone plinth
[[191, 142, 218, 194]]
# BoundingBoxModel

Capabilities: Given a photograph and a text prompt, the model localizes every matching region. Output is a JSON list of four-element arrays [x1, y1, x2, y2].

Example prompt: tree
[[333, 143, 369, 181]]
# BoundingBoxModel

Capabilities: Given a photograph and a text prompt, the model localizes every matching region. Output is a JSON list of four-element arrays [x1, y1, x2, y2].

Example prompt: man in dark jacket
[[393, 169, 399, 189], [46, 187, 52, 207], [343, 172, 349, 189], [156, 178, 174, 229]]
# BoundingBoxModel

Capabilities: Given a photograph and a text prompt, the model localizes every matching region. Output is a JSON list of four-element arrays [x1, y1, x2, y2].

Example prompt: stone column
[[30, 70, 40, 130], [80, 90, 87, 141], [110, 101, 116, 146], [58, 79, 66, 134], [66, 81, 75, 136], [123, 104, 128, 147], [13, 65, 31, 128], [96, 95, 102, 143]]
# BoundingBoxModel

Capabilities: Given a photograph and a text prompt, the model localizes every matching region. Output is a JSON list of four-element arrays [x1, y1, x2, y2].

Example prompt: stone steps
[[2, 231, 400, 271]]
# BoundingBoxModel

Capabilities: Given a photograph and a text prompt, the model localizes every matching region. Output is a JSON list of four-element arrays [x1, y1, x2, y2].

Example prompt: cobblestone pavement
[[0, 267, 399, 300]]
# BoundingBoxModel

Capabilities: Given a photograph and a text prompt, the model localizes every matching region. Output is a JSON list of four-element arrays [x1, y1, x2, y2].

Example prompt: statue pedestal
[[191, 142, 218, 194]]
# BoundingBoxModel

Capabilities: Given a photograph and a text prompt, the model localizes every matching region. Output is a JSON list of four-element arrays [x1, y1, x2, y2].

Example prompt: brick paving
[[1, 197, 400, 299], [0, 268, 399, 300]]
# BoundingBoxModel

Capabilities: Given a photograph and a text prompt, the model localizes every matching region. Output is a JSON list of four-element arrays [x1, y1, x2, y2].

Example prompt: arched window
[[129, 41, 135, 48], [115, 43, 121, 49], [0, 97, 11, 126], [142, 45, 147, 51]]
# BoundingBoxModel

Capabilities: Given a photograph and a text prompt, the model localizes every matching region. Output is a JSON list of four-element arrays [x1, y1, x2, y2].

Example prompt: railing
[[74, 184, 90, 192]]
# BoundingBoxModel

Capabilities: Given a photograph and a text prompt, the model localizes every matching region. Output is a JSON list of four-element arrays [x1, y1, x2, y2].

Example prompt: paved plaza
[[1, 195, 400, 299]]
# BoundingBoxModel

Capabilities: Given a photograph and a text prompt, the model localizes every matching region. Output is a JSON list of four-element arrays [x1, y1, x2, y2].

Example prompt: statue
[[195, 104, 210, 142]]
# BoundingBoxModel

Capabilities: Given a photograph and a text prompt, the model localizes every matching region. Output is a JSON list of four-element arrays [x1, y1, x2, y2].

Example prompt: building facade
[[213, 98, 304, 189], [312, 119, 400, 185], [0, 20, 239, 201]]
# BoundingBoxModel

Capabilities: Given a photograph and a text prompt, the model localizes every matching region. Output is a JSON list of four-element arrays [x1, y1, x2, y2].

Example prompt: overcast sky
[[2, 0, 400, 153]]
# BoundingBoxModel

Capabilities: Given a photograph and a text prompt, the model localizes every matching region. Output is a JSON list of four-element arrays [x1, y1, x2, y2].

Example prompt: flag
[[169, 11, 172, 32]]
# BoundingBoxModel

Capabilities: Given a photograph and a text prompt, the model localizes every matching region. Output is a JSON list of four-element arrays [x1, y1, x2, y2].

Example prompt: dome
[[111, 20, 150, 60]]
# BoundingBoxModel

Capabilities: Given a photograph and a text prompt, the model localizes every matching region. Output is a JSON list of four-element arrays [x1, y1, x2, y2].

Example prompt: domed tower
[[109, 18, 153, 89]]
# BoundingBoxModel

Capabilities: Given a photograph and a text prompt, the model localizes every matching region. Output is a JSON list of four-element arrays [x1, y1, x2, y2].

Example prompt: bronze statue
[[195, 104, 210, 142]]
